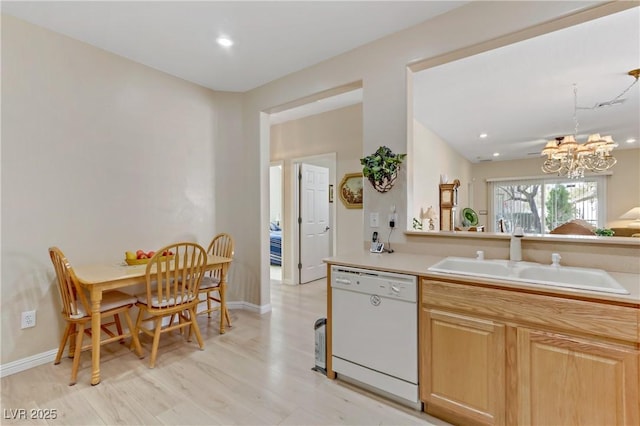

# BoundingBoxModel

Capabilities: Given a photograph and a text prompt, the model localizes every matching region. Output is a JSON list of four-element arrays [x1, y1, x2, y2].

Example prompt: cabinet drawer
[[422, 279, 639, 344]]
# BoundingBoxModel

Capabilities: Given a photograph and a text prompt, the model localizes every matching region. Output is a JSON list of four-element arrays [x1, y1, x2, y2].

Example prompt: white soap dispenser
[[510, 226, 524, 261]]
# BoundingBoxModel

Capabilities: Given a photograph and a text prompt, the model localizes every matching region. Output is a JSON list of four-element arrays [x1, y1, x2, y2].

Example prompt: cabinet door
[[421, 309, 505, 425], [517, 328, 639, 426]]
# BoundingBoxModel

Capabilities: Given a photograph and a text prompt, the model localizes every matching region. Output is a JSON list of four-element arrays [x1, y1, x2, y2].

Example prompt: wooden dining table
[[73, 254, 233, 385]]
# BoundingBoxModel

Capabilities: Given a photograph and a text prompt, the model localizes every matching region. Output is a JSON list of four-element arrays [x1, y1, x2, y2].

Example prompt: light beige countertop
[[325, 251, 640, 305]]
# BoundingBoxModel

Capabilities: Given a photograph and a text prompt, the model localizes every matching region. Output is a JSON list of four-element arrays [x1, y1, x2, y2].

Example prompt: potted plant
[[595, 228, 615, 236], [360, 146, 406, 193]]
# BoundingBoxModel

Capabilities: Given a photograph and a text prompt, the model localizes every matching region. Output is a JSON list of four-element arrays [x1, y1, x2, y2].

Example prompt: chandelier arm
[[541, 158, 563, 174], [604, 70, 639, 105]]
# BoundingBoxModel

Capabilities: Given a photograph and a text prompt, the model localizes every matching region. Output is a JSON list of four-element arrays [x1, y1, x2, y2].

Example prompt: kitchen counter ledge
[[405, 230, 640, 247], [324, 251, 640, 305]]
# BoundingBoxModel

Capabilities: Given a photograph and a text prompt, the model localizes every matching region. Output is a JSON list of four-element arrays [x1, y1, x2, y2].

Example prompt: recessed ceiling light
[[493, 152, 500, 157], [479, 133, 488, 139], [626, 138, 637, 144], [216, 36, 233, 48]]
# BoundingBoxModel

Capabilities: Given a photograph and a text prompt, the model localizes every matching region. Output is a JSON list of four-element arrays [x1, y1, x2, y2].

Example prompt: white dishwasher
[[331, 265, 419, 408]]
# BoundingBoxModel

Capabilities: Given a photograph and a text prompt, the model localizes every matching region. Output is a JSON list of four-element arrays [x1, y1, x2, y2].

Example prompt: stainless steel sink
[[428, 257, 629, 295]]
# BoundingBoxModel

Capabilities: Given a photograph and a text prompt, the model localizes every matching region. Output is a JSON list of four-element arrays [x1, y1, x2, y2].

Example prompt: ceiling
[[1, 1, 467, 92], [3, 2, 638, 162], [271, 6, 640, 157], [413, 6, 640, 163]]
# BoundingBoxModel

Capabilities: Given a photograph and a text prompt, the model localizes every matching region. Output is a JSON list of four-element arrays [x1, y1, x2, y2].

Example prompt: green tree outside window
[[546, 185, 574, 231]]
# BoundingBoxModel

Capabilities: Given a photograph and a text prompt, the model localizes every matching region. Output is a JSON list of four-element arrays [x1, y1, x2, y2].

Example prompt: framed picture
[[339, 173, 363, 209], [329, 184, 334, 203]]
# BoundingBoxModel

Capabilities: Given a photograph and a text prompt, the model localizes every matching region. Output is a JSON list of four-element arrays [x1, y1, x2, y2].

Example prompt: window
[[489, 176, 606, 233]]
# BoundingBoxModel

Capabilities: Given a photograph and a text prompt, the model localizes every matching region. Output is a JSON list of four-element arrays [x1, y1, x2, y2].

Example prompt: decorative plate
[[462, 208, 479, 226]]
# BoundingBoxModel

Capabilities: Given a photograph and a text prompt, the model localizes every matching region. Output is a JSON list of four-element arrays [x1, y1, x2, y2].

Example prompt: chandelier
[[541, 69, 639, 179]]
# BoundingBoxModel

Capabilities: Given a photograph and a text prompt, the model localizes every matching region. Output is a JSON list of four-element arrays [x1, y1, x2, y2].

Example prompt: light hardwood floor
[[1, 278, 449, 425]]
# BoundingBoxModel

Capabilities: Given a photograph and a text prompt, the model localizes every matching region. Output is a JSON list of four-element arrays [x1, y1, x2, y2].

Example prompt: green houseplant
[[360, 146, 406, 193], [595, 228, 615, 236]]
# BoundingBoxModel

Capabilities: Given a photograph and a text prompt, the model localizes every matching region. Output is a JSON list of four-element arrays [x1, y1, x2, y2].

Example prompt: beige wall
[[412, 119, 472, 229], [470, 148, 640, 230], [1, 15, 245, 365], [605, 148, 640, 228], [270, 104, 364, 284]]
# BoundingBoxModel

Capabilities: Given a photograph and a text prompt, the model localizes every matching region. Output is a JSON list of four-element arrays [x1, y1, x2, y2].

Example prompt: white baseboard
[[228, 301, 271, 314], [0, 348, 58, 378], [0, 303, 272, 378]]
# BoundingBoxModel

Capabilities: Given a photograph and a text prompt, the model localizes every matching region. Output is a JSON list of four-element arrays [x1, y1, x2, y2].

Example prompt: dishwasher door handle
[[335, 278, 351, 285]]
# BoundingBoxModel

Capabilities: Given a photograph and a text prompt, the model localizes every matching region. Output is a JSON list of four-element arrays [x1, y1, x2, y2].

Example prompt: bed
[[270, 222, 282, 266]]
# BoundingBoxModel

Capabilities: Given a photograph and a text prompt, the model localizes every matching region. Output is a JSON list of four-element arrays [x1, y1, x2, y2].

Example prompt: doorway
[[276, 153, 336, 285], [269, 162, 283, 282], [265, 83, 363, 293]]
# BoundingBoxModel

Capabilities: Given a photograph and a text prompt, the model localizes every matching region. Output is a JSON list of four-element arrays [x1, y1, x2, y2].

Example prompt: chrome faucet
[[551, 253, 562, 267]]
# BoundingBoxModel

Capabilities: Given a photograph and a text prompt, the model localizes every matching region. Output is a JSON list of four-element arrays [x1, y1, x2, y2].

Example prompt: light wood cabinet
[[421, 309, 505, 425], [420, 278, 640, 426], [516, 327, 639, 426]]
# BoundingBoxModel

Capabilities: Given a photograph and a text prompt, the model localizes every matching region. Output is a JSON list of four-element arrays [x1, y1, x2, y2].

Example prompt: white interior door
[[299, 163, 330, 284]]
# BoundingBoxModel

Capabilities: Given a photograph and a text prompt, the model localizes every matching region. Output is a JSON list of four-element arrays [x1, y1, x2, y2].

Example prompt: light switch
[[370, 212, 379, 227]]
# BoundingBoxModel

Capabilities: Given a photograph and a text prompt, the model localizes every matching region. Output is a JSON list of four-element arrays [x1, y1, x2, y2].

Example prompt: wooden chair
[[196, 233, 234, 328], [49, 247, 143, 385], [134, 242, 207, 368]]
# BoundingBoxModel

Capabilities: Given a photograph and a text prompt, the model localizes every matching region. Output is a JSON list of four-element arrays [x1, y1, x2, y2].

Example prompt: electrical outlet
[[21, 310, 36, 329], [370, 212, 379, 228]]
